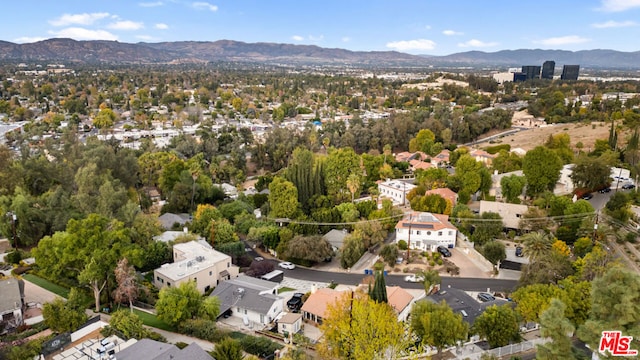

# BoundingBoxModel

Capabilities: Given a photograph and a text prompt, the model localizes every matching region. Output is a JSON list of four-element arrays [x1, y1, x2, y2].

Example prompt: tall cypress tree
[[369, 270, 388, 303]]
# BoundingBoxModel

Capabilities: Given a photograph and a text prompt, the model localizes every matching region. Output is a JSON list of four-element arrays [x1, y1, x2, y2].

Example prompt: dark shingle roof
[[115, 339, 212, 360]]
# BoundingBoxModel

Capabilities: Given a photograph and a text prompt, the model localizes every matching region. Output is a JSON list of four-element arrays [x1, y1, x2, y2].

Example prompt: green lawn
[[132, 309, 175, 332], [23, 273, 70, 298], [277, 286, 295, 294]]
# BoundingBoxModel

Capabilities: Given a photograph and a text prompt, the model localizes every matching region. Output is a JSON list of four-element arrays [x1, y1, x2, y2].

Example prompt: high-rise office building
[[541, 61, 555, 79], [521, 66, 541, 80], [513, 72, 527, 82], [560, 65, 580, 80]]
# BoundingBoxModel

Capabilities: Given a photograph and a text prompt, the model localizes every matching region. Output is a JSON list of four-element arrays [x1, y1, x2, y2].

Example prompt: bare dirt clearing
[[482, 122, 614, 152]]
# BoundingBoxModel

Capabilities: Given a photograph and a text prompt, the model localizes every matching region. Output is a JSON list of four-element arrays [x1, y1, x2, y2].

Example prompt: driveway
[[450, 248, 493, 278], [23, 278, 61, 305]]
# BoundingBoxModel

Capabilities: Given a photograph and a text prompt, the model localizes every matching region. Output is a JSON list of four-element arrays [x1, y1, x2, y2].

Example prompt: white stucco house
[[153, 241, 239, 294], [395, 212, 458, 251], [378, 179, 416, 207]]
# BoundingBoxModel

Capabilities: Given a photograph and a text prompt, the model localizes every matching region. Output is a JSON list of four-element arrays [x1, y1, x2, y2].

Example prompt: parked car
[[279, 262, 295, 270], [404, 274, 425, 283], [581, 193, 593, 200], [287, 293, 305, 312], [437, 246, 452, 257], [622, 184, 636, 190], [598, 187, 611, 193], [515, 246, 524, 257], [254, 256, 264, 261], [477, 292, 496, 302]]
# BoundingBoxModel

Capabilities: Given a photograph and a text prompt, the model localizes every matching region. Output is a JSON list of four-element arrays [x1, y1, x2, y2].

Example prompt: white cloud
[[458, 39, 498, 47], [386, 39, 436, 51], [192, 2, 218, 11], [599, 0, 640, 12], [48, 27, 118, 41], [139, 1, 163, 7], [442, 30, 463, 36], [591, 20, 637, 28], [155, 23, 169, 30], [49, 12, 110, 27], [308, 35, 324, 42], [107, 20, 144, 30], [533, 35, 590, 46], [136, 35, 154, 41], [291, 35, 304, 41], [13, 36, 46, 43], [342, 36, 351, 42]]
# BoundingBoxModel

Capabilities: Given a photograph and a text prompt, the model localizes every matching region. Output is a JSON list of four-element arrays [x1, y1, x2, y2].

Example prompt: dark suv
[[437, 246, 452, 257], [287, 293, 305, 312]]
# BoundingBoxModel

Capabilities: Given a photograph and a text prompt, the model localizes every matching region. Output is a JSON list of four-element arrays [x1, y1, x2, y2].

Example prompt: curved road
[[267, 260, 518, 292]]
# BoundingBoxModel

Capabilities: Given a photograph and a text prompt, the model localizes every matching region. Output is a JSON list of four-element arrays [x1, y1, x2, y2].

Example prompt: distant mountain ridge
[[0, 38, 639, 68]]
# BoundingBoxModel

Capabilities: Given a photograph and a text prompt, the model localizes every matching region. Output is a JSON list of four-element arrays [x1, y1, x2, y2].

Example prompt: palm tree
[[521, 231, 553, 261], [346, 173, 361, 203]]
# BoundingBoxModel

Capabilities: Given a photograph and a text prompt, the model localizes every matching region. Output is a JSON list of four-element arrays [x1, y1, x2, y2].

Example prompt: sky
[[3, 0, 640, 56]]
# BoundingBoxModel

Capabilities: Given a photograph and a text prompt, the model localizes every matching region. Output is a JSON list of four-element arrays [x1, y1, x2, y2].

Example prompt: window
[[416, 231, 421, 235], [427, 231, 431, 236], [244, 309, 247, 315], [167, 282, 171, 287], [438, 231, 442, 236], [194, 277, 197, 283], [209, 271, 212, 276], [260, 314, 264, 323], [448, 231, 453, 236], [227, 262, 230, 268]]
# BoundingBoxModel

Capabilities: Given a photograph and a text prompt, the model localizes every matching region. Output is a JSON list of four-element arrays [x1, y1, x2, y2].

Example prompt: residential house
[[323, 229, 348, 252], [479, 200, 528, 230], [409, 158, 433, 171], [153, 241, 238, 293], [216, 183, 239, 199], [301, 288, 347, 325], [430, 150, 450, 167], [395, 212, 458, 251], [116, 339, 213, 360], [489, 170, 524, 199], [424, 187, 458, 208], [0, 278, 24, 333], [394, 151, 416, 163], [153, 229, 203, 243], [211, 275, 284, 326], [557, 164, 633, 196], [378, 179, 416, 207], [469, 149, 497, 165], [278, 312, 303, 336], [157, 213, 191, 230], [387, 286, 416, 321], [424, 287, 507, 325]]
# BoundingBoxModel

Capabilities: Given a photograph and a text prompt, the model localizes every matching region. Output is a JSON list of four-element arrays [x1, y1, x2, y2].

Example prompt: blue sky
[[3, 0, 640, 55]]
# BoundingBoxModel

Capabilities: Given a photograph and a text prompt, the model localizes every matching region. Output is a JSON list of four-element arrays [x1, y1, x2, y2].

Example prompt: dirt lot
[[485, 121, 615, 152]]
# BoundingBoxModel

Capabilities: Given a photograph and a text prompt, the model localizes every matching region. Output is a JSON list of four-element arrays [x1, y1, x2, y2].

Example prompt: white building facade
[[395, 212, 457, 251], [378, 179, 416, 207]]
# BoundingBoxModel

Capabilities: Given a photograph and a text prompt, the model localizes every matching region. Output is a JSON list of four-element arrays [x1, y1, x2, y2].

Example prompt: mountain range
[[1, 38, 640, 69]]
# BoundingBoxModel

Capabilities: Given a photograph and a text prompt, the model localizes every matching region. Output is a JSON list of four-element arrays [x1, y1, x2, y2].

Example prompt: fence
[[455, 337, 549, 359]]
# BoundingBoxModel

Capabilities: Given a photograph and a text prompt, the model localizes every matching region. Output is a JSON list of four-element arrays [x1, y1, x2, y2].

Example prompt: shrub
[[397, 240, 407, 250], [5, 250, 22, 265], [436, 259, 443, 266], [429, 260, 435, 267], [239, 335, 283, 357], [178, 319, 226, 342], [175, 342, 189, 349]]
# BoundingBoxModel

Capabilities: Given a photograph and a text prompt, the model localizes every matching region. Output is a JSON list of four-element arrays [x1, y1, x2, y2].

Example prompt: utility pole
[[592, 212, 599, 245], [6, 212, 16, 249], [406, 212, 412, 264]]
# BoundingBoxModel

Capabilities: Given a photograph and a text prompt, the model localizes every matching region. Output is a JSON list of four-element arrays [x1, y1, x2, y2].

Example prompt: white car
[[279, 262, 295, 270], [404, 274, 425, 283]]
